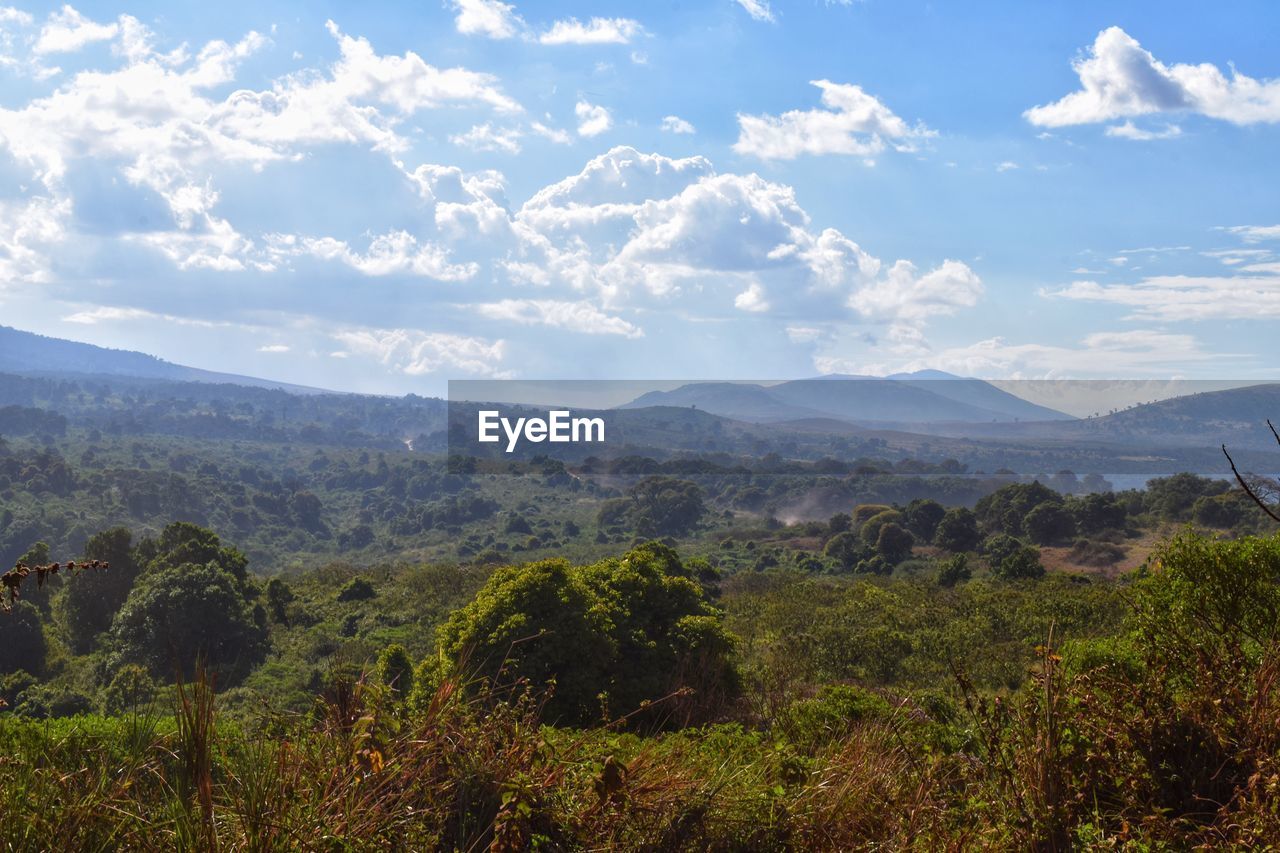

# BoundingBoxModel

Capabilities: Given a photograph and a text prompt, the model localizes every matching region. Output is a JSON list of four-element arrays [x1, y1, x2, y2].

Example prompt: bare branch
[[1223, 443, 1280, 524]]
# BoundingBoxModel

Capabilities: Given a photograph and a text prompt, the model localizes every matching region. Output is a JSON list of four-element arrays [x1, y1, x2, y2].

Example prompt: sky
[[0, 0, 1278, 395]]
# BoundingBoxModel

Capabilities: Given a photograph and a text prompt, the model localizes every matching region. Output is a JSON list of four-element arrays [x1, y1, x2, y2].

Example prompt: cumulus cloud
[[475, 299, 643, 337], [540, 17, 644, 46], [734, 80, 933, 161], [575, 100, 612, 137], [1026, 26, 1280, 132], [661, 115, 695, 134], [511, 147, 979, 342], [0, 15, 522, 272], [333, 327, 508, 377], [450, 0, 523, 39], [33, 5, 118, 55], [62, 305, 230, 328], [735, 0, 775, 23]]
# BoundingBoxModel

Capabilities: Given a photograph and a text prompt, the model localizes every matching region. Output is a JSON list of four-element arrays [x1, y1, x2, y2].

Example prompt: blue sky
[[0, 0, 1277, 394]]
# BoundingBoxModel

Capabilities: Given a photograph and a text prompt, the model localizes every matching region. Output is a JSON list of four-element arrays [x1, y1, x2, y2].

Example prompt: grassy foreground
[[3, 531, 1280, 850]]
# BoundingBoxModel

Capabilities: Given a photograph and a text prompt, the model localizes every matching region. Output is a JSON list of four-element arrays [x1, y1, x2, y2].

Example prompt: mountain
[[0, 326, 329, 394], [620, 375, 1072, 424]]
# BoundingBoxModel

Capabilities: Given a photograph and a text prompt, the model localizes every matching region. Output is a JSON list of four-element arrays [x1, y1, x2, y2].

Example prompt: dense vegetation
[[4, 371, 1280, 848]]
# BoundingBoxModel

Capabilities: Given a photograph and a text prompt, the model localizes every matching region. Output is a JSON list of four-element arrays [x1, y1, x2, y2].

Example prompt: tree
[[992, 545, 1045, 581], [0, 601, 46, 677], [903, 498, 946, 542], [58, 527, 139, 654], [981, 533, 1026, 568], [376, 643, 415, 697], [823, 531, 865, 571], [266, 577, 295, 625], [1024, 502, 1076, 545], [935, 553, 971, 587], [874, 522, 915, 565], [145, 522, 250, 587], [859, 510, 904, 547], [598, 477, 707, 538], [436, 544, 737, 726], [934, 507, 980, 553], [109, 562, 267, 685], [1068, 492, 1128, 535], [975, 481, 1063, 537]]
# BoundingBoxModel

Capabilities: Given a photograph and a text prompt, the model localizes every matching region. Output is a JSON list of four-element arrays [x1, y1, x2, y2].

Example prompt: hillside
[[0, 326, 328, 394]]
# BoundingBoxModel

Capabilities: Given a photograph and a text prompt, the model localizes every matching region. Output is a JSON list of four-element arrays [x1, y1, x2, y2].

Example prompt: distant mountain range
[[0, 325, 328, 394], [620, 373, 1073, 424]]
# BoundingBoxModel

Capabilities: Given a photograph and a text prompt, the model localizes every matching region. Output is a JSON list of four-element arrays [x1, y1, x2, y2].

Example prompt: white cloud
[[1047, 273, 1280, 321], [258, 343, 290, 353], [575, 100, 612, 137], [450, 0, 523, 39], [33, 5, 118, 55], [530, 121, 572, 144], [892, 330, 1223, 378], [333, 327, 508, 377], [734, 282, 770, 312], [735, 0, 775, 23], [540, 17, 644, 46], [661, 115, 696, 134], [995, 161, 1019, 172], [734, 80, 932, 161], [277, 231, 478, 281], [1105, 120, 1182, 140], [1026, 26, 1280, 131], [513, 147, 978, 341], [61, 304, 229, 328], [475, 299, 643, 337], [1221, 224, 1280, 244], [450, 122, 522, 154]]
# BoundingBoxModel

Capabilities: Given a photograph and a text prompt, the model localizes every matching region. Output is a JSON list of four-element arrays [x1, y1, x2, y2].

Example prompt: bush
[[337, 577, 376, 602], [436, 543, 737, 726]]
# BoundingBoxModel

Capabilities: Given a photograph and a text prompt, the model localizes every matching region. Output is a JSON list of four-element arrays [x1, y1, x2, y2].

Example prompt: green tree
[[436, 545, 736, 726], [823, 531, 865, 571], [109, 562, 267, 685], [265, 577, 295, 624], [874, 522, 915, 565], [0, 601, 46, 677], [935, 553, 972, 587], [903, 498, 946, 542], [992, 545, 1045, 581], [57, 527, 139, 654], [934, 507, 980, 553], [975, 481, 1062, 537], [376, 643, 415, 697], [1024, 502, 1076, 545], [101, 663, 156, 714]]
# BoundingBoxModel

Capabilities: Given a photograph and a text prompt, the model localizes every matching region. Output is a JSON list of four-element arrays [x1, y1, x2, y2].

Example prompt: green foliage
[[109, 562, 267, 686], [337, 577, 376, 602], [935, 553, 971, 587], [436, 544, 736, 726], [992, 545, 1045, 581], [902, 498, 946, 542], [874, 522, 914, 565], [597, 477, 707, 538], [376, 643, 415, 696], [101, 664, 157, 714], [975, 481, 1062, 537], [822, 531, 864, 571], [1024, 502, 1076, 545], [0, 601, 46, 677], [933, 507, 980, 552], [58, 527, 139, 654], [858, 509, 903, 547]]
